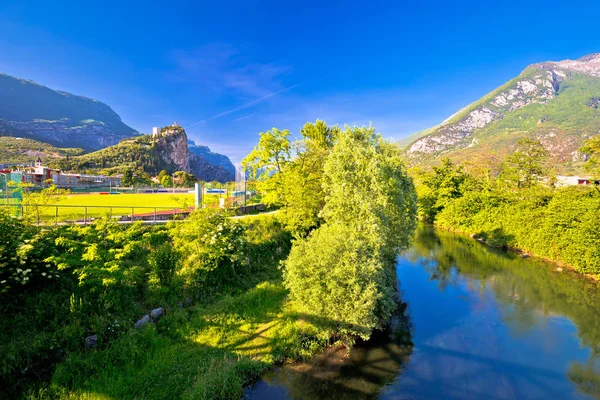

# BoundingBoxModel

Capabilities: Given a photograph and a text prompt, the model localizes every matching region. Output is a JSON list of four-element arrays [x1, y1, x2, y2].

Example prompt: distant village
[[0, 157, 121, 189]]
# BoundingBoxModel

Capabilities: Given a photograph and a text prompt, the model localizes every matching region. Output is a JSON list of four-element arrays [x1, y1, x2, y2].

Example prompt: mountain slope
[[405, 54, 600, 172], [188, 140, 236, 177], [0, 137, 84, 166], [0, 73, 137, 150], [52, 125, 234, 182]]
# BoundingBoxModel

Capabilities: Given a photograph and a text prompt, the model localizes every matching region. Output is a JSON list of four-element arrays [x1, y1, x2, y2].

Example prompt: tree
[[284, 125, 418, 342], [242, 128, 291, 178], [160, 174, 173, 188], [174, 171, 197, 187], [580, 135, 600, 179], [278, 120, 339, 237], [500, 138, 549, 189], [418, 158, 470, 222]]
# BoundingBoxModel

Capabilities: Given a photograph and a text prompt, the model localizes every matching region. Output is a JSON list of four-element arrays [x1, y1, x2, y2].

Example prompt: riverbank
[[35, 280, 330, 399], [0, 211, 333, 399], [432, 186, 600, 278]]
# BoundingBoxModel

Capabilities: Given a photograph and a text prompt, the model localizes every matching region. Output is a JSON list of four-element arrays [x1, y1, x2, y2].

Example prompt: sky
[[1, 0, 600, 162]]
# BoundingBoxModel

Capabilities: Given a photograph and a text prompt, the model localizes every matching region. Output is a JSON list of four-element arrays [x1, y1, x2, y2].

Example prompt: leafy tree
[[580, 135, 600, 179], [174, 170, 197, 187], [284, 125, 417, 341], [500, 138, 549, 189], [418, 158, 470, 222], [160, 174, 173, 188], [278, 120, 339, 237], [242, 128, 291, 178], [284, 224, 389, 340]]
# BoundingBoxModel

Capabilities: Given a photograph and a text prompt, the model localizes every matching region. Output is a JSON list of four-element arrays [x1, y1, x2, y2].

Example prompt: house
[[556, 175, 600, 187]]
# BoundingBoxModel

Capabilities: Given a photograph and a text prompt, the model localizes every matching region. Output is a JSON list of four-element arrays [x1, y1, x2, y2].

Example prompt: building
[[10, 158, 122, 189], [152, 126, 160, 137], [556, 175, 600, 187]]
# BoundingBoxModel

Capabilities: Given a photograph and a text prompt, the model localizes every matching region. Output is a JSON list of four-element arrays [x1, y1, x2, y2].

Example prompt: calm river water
[[244, 225, 600, 399]]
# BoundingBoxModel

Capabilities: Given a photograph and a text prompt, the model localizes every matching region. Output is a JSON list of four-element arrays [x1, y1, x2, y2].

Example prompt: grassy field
[[21, 193, 227, 222]]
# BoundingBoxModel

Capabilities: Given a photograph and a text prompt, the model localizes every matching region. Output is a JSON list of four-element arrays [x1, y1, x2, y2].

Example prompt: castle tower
[[152, 127, 160, 137]]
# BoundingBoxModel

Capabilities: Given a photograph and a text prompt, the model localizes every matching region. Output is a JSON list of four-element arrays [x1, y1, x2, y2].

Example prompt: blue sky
[[1, 0, 599, 161]]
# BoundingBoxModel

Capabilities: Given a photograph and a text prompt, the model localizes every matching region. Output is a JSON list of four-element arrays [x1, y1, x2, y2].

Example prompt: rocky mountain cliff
[[0, 72, 137, 151], [405, 54, 600, 173], [54, 125, 234, 182], [187, 140, 236, 177]]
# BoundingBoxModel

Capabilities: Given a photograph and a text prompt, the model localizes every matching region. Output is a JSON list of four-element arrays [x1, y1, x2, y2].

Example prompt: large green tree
[[242, 121, 338, 237], [284, 125, 417, 341], [500, 138, 549, 189]]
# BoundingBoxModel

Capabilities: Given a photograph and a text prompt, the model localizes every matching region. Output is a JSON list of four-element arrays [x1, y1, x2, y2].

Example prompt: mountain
[[0, 72, 137, 151], [0, 137, 84, 166], [187, 140, 236, 177], [52, 125, 234, 182], [405, 54, 600, 173]]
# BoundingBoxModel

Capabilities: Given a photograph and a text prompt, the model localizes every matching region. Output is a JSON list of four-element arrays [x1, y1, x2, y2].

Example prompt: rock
[[556, 267, 563, 272], [184, 297, 192, 306], [178, 301, 183, 308], [150, 307, 165, 320], [85, 334, 98, 348], [521, 254, 530, 258], [135, 314, 151, 329], [469, 233, 476, 239]]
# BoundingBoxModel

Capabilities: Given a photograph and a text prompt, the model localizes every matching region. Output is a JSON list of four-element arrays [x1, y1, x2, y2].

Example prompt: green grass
[[28, 281, 327, 400], [24, 193, 224, 221]]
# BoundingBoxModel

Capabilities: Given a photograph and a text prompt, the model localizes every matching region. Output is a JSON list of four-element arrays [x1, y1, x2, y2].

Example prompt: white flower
[[42, 273, 47, 276], [0, 280, 6, 284], [16, 268, 22, 273]]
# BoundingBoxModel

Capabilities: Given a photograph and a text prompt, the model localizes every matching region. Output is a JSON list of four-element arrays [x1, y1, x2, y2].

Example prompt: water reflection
[[246, 225, 600, 399], [245, 301, 414, 399]]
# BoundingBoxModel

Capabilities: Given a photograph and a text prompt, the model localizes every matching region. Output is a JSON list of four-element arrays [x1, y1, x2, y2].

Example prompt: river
[[244, 225, 600, 399]]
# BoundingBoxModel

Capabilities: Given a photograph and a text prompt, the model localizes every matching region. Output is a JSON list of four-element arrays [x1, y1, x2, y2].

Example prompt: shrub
[[284, 224, 395, 341]]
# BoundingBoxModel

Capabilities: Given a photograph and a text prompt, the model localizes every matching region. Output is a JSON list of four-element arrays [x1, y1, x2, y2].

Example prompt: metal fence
[[0, 204, 193, 225]]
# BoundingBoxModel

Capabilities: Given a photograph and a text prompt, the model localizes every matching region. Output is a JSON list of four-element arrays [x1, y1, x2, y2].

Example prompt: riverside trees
[[244, 123, 418, 341]]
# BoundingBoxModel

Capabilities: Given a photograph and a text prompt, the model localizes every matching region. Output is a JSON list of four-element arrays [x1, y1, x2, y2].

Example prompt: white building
[[556, 175, 600, 187]]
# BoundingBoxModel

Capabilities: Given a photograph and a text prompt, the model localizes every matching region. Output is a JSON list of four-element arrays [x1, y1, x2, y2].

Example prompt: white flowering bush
[[170, 209, 246, 290]]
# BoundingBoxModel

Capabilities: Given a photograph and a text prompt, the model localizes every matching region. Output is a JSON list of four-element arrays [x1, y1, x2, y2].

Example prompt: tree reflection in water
[[246, 225, 600, 399]]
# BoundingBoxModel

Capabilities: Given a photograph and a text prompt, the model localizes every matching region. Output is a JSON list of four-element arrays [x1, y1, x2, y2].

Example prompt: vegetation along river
[[245, 225, 600, 399]]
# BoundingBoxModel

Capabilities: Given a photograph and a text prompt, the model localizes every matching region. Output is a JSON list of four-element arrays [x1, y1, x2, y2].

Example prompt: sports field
[[19, 193, 228, 222]]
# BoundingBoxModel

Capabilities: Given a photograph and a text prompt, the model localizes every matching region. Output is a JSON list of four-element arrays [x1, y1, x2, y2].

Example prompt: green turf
[[30, 193, 201, 222]]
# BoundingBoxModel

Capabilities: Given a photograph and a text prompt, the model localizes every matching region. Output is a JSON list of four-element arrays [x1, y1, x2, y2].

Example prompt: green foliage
[[580, 135, 600, 179], [242, 128, 291, 178], [148, 243, 179, 287], [418, 158, 471, 222], [284, 224, 392, 341], [283, 125, 417, 341], [0, 137, 84, 165], [500, 138, 549, 188], [170, 210, 246, 290], [160, 174, 173, 188], [321, 125, 417, 260], [435, 185, 600, 275]]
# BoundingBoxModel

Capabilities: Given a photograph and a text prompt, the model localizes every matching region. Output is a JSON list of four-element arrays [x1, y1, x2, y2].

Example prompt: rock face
[[405, 53, 600, 173], [188, 141, 236, 178], [0, 73, 137, 151], [155, 126, 233, 182], [155, 126, 190, 172]]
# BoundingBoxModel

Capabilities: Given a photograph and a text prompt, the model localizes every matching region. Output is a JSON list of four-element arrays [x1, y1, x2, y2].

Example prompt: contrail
[[187, 83, 302, 128]]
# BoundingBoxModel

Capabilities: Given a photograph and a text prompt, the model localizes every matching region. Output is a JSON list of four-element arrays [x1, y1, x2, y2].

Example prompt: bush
[[436, 186, 600, 274], [284, 224, 395, 341]]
